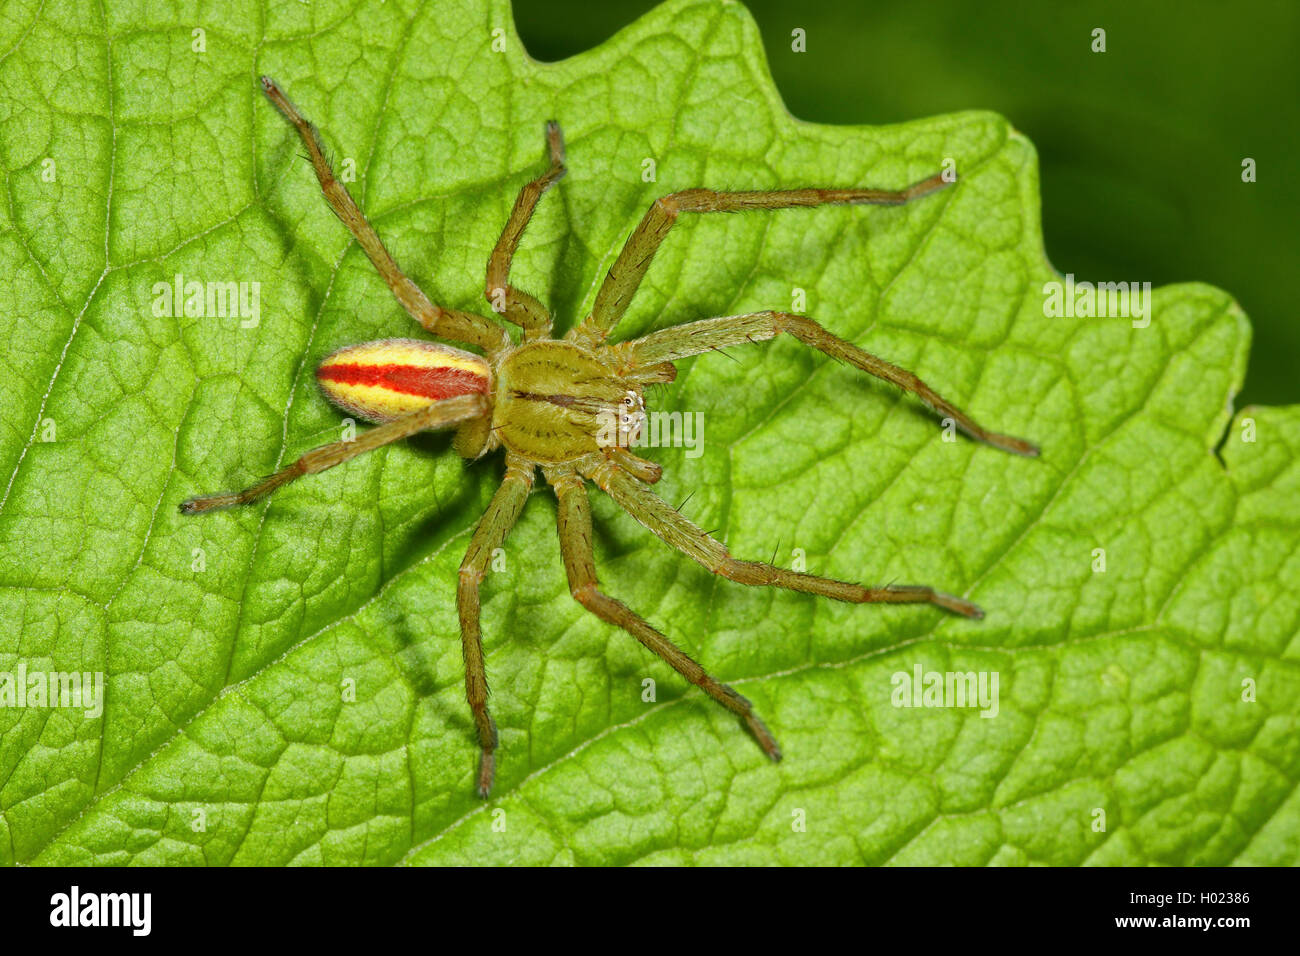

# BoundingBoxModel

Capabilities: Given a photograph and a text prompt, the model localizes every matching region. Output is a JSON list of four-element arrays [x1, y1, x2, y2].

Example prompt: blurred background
[[514, 0, 1297, 407]]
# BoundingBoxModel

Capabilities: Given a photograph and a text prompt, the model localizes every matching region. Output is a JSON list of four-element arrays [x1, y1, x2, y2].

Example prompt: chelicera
[[182, 77, 1038, 797]]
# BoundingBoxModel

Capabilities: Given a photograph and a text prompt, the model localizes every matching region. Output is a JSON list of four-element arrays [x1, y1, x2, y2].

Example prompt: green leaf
[[1, 0, 1296, 866]]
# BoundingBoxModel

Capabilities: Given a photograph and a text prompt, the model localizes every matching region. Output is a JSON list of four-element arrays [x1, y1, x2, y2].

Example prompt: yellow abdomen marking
[[316, 338, 489, 423]]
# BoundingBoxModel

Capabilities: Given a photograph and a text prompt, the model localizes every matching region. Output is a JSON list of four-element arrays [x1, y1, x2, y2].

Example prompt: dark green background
[[514, 0, 1296, 407]]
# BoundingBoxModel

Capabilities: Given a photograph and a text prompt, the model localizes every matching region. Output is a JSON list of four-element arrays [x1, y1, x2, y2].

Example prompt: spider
[[182, 77, 1039, 798]]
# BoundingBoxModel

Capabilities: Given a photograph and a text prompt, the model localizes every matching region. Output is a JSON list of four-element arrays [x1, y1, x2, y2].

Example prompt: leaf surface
[[0, 0, 1296, 866]]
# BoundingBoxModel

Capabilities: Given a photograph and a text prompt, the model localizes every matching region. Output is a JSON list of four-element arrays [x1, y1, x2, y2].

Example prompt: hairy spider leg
[[603, 445, 662, 484], [585, 457, 984, 618], [623, 311, 1039, 457], [260, 76, 509, 354], [552, 471, 782, 759], [457, 456, 534, 797], [486, 121, 567, 339], [580, 172, 953, 341], [180, 394, 488, 513]]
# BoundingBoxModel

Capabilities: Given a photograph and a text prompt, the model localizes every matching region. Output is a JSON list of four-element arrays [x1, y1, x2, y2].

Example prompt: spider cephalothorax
[[182, 77, 1038, 797]]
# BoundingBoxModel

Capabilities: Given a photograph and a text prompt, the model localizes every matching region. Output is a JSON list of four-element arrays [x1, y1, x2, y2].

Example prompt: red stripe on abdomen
[[318, 362, 488, 400]]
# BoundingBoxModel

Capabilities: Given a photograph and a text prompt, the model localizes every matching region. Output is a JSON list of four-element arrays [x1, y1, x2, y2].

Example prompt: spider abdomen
[[316, 337, 490, 424]]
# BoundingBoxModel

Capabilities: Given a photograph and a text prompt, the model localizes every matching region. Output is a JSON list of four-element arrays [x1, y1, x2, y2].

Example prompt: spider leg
[[485, 121, 566, 339], [552, 472, 781, 760], [579, 172, 951, 341], [260, 77, 509, 354], [180, 393, 488, 513], [584, 458, 985, 619], [458, 456, 534, 798], [621, 310, 1038, 457], [603, 446, 662, 484]]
